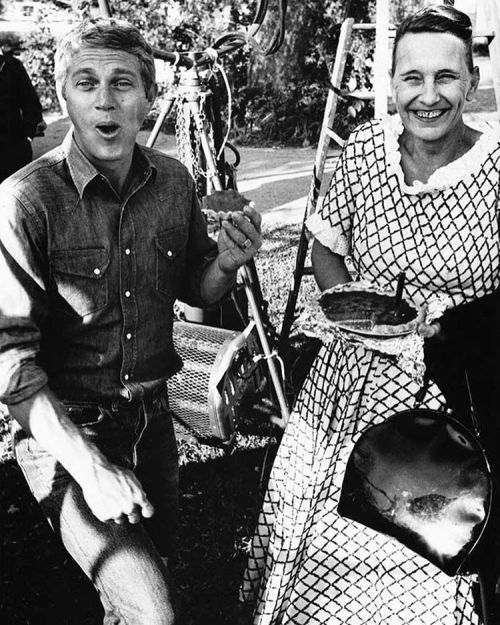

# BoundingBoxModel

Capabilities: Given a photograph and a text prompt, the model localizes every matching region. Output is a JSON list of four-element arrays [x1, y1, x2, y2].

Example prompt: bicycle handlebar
[[98, 0, 287, 67], [151, 32, 252, 69]]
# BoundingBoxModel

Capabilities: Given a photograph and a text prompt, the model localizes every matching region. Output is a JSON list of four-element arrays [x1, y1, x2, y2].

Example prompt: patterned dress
[[241, 115, 500, 625]]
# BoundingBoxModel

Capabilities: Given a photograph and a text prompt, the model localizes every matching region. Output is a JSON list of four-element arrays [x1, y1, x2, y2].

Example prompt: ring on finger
[[242, 238, 252, 249]]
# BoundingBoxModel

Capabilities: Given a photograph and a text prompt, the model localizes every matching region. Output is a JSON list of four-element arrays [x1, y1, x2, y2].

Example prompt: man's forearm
[[8, 385, 155, 523], [8, 386, 109, 486], [200, 257, 237, 305]]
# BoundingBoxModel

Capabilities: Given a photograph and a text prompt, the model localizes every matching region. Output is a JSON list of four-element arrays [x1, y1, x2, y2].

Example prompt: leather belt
[[62, 385, 168, 422]]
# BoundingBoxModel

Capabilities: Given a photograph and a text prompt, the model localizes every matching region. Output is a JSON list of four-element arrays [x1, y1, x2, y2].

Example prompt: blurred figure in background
[[0, 35, 46, 182]]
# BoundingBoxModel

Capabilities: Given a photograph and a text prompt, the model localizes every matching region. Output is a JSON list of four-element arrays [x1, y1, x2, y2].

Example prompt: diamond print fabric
[[241, 116, 500, 624]]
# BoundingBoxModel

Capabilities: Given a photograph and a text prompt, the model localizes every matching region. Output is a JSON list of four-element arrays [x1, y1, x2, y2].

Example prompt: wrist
[[216, 254, 237, 279]]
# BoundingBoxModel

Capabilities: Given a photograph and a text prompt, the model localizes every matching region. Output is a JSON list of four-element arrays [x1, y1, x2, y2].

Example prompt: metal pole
[[146, 93, 176, 148], [97, 0, 112, 17]]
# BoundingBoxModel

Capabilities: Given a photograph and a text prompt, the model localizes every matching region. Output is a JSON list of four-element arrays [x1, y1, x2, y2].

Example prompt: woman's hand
[[416, 305, 443, 339]]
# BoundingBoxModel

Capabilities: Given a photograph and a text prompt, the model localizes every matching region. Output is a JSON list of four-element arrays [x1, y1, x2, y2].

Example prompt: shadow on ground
[[1, 443, 276, 625]]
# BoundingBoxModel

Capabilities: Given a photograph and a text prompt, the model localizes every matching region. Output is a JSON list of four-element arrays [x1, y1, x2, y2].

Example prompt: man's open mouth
[[413, 110, 448, 120], [95, 123, 121, 137]]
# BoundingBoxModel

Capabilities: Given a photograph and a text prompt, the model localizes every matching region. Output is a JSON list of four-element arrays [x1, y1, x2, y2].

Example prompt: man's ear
[[56, 82, 68, 116], [148, 82, 158, 105]]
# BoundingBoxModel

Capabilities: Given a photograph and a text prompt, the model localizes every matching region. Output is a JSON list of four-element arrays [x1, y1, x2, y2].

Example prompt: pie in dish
[[319, 283, 418, 337]]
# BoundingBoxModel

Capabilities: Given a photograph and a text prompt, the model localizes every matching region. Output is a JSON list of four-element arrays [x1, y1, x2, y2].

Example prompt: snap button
[[126, 333, 132, 340], [167, 250, 173, 257], [125, 248, 131, 255], [124, 374, 129, 381], [125, 290, 131, 298], [93, 268, 101, 276]]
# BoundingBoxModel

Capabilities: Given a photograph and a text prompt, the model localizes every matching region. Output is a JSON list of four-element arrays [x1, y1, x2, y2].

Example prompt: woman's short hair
[[55, 18, 156, 100], [392, 4, 474, 74]]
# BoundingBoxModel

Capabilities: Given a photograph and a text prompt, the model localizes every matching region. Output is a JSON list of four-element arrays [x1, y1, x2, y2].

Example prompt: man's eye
[[115, 80, 132, 88], [76, 80, 94, 89], [404, 76, 420, 84]]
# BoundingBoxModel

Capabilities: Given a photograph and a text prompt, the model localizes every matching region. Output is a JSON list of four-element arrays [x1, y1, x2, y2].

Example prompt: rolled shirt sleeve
[[0, 184, 48, 404]]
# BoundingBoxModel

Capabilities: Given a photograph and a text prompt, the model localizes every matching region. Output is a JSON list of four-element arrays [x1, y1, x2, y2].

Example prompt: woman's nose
[[419, 79, 440, 106], [95, 86, 115, 110]]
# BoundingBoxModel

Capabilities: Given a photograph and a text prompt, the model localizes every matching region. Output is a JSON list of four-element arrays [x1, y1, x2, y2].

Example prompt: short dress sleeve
[[306, 124, 368, 257]]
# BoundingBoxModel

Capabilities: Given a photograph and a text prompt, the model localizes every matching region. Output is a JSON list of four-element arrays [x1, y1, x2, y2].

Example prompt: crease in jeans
[[132, 401, 152, 469]]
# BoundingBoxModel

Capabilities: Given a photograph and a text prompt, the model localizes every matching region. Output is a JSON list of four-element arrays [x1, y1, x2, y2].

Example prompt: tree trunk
[[248, 0, 353, 89]]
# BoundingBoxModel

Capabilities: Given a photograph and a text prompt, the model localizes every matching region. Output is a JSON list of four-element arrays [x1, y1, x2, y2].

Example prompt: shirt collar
[[62, 129, 157, 198]]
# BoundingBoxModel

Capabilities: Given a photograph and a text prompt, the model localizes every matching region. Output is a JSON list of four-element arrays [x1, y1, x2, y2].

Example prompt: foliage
[[391, 0, 423, 24], [75, 0, 251, 51], [234, 0, 376, 146], [69, 0, 377, 146], [19, 20, 59, 111], [17, 0, 384, 143]]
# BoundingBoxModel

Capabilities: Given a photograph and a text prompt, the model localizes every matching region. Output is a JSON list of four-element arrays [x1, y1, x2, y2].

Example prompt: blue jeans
[[13, 391, 179, 625]]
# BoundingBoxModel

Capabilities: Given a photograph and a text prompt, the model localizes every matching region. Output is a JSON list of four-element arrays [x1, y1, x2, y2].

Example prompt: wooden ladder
[[278, 0, 391, 352]]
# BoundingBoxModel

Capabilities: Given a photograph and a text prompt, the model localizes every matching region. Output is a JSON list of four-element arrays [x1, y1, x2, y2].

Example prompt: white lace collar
[[381, 113, 500, 195]]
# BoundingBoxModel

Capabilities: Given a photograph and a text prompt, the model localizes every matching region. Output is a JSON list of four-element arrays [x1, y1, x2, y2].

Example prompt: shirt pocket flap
[[155, 226, 187, 260], [51, 248, 109, 279]]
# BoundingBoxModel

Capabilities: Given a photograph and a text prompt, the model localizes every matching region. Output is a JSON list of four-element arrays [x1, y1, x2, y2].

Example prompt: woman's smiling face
[[391, 31, 479, 145]]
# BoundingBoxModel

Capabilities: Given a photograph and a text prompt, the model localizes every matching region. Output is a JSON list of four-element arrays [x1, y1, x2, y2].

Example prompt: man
[[0, 35, 46, 182], [0, 18, 261, 625]]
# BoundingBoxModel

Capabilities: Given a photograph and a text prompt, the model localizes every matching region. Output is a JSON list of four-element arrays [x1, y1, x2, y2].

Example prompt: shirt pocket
[[155, 226, 187, 299], [51, 247, 109, 318]]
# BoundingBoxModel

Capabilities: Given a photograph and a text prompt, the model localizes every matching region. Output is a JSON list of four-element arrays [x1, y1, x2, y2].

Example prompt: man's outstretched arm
[[8, 386, 155, 525]]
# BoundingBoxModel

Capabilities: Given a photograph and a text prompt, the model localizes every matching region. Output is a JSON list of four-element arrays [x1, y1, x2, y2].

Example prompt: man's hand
[[199, 191, 262, 304], [216, 204, 262, 274], [81, 459, 155, 525], [8, 388, 154, 526]]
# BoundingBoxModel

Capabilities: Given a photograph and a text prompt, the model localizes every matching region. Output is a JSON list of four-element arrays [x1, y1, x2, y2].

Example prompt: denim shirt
[[0, 132, 218, 404]]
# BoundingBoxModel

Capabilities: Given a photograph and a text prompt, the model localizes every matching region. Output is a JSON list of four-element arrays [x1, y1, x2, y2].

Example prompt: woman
[[241, 5, 500, 624]]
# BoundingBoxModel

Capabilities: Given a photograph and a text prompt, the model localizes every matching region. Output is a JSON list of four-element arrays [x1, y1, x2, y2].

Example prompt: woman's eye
[[116, 81, 132, 88], [76, 80, 94, 89], [404, 76, 420, 84], [437, 74, 456, 83]]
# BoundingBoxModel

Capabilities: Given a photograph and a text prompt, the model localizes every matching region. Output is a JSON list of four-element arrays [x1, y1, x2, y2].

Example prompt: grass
[[0, 222, 323, 625]]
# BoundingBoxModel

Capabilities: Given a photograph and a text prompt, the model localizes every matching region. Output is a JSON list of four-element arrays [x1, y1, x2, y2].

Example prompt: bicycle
[[97, 0, 291, 445]]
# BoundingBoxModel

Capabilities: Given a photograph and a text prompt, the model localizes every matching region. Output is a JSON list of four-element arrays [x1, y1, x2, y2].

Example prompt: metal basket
[[168, 320, 265, 444]]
